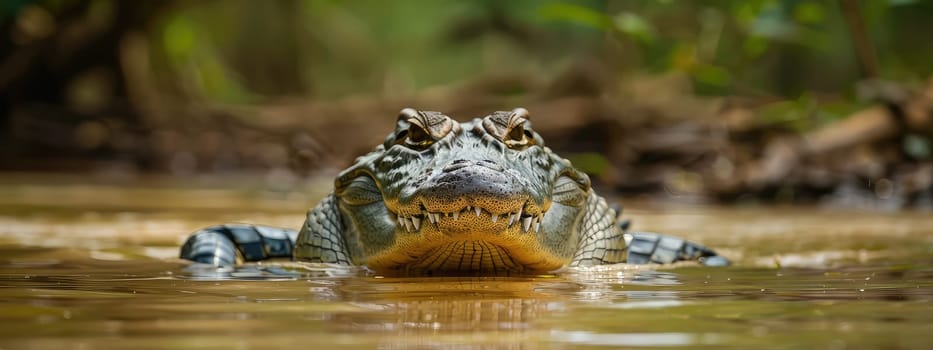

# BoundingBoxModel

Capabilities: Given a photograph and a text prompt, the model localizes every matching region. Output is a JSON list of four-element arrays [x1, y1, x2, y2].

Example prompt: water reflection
[[173, 261, 701, 337], [551, 330, 726, 347]]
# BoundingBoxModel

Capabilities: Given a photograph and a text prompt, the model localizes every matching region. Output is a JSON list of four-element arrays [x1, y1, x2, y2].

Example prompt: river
[[1, 175, 931, 349]]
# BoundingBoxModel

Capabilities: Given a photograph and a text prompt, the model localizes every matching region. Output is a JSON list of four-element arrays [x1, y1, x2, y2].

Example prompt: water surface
[[1, 176, 931, 349]]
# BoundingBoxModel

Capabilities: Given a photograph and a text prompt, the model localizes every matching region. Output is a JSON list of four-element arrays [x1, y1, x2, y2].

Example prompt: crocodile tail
[[179, 224, 298, 266], [623, 231, 729, 266], [571, 192, 729, 267]]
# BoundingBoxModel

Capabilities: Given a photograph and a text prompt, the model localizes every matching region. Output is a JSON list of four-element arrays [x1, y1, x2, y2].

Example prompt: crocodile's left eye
[[482, 107, 539, 150]]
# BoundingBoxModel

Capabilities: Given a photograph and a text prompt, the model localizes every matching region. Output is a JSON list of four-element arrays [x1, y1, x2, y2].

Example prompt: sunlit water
[[1, 176, 932, 349]]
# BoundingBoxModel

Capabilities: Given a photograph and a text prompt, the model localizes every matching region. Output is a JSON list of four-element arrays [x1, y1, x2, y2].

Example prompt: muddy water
[[1, 176, 932, 349]]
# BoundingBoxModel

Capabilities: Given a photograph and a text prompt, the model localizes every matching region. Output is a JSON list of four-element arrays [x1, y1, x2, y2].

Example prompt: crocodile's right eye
[[502, 122, 536, 149]]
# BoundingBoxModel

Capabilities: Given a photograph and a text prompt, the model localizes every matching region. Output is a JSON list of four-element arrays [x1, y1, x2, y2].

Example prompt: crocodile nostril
[[442, 160, 473, 172], [443, 159, 505, 173], [478, 160, 503, 171]]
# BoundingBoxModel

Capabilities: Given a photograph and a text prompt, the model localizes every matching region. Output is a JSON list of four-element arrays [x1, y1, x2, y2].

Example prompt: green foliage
[[566, 152, 611, 177], [755, 93, 872, 132], [538, 3, 613, 30], [141, 0, 933, 129], [162, 15, 196, 62]]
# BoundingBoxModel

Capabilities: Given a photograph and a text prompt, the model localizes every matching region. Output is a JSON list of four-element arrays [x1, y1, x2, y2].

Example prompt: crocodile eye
[[508, 125, 524, 142], [482, 107, 538, 149], [394, 123, 433, 150], [396, 123, 432, 150], [389, 108, 458, 151], [504, 122, 539, 150], [406, 124, 431, 146], [504, 124, 530, 148]]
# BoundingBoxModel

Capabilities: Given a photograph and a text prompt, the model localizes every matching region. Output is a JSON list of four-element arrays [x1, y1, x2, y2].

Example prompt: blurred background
[[1, 0, 931, 209]]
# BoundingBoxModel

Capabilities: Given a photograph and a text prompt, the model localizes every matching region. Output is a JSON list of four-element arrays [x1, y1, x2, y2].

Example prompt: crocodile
[[181, 108, 727, 275]]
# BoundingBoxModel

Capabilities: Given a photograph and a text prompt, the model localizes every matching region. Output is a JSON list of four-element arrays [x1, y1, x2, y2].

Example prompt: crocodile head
[[329, 108, 592, 274]]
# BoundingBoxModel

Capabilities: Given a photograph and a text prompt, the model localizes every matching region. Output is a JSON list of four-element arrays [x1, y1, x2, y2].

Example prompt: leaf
[[537, 3, 612, 30], [163, 15, 197, 62], [613, 12, 656, 44]]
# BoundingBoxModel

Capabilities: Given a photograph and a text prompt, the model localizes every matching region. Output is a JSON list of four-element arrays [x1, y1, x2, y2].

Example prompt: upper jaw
[[387, 198, 548, 234]]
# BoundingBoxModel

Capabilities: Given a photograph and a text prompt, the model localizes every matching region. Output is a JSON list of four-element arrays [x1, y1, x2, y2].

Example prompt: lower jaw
[[364, 239, 568, 276]]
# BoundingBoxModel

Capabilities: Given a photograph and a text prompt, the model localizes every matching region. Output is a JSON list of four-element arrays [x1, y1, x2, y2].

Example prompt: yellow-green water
[[1, 175, 932, 349]]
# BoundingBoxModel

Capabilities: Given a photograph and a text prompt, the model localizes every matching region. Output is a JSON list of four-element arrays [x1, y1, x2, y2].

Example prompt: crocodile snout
[[423, 160, 523, 207]]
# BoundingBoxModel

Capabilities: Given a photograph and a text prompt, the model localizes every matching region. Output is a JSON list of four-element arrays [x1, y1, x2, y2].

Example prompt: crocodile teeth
[[395, 209, 541, 229], [403, 217, 414, 232]]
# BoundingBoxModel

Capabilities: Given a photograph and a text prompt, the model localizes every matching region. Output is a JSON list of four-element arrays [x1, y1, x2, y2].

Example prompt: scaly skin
[[181, 108, 726, 275]]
